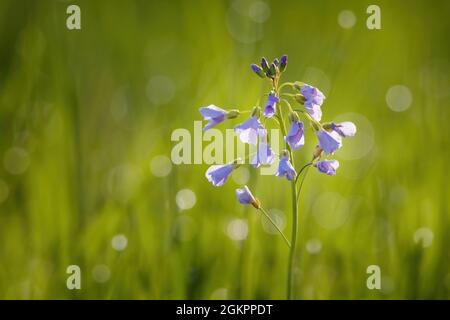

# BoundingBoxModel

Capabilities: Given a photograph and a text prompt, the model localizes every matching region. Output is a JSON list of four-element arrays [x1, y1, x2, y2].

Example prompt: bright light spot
[[338, 10, 356, 29], [210, 288, 228, 300], [261, 209, 285, 235], [150, 155, 172, 177], [386, 85, 412, 112], [111, 234, 128, 251], [306, 238, 322, 254], [248, 1, 270, 23], [0, 179, 9, 204], [146, 75, 175, 105], [226, 218, 248, 241], [232, 167, 250, 185], [414, 227, 433, 248], [176, 189, 196, 210], [92, 264, 111, 283], [3, 147, 30, 175], [226, 0, 264, 44], [313, 192, 350, 229]]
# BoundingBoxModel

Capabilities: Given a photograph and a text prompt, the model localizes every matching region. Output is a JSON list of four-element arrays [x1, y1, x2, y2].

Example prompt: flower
[[251, 142, 274, 168], [276, 152, 297, 181], [235, 185, 260, 208], [301, 84, 325, 121], [263, 94, 279, 118], [331, 121, 357, 137], [199, 105, 228, 131], [317, 129, 342, 155], [285, 120, 305, 150], [206, 160, 241, 186], [234, 116, 266, 145], [316, 160, 339, 175]]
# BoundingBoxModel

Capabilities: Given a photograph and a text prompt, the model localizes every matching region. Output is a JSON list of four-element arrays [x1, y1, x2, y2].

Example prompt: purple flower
[[263, 94, 279, 118], [301, 84, 325, 121], [317, 129, 342, 155], [251, 142, 274, 168], [331, 121, 357, 137], [199, 105, 228, 131], [205, 163, 235, 186], [316, 160, 339, 175], [276, 155, 297, 181], [285, 120, 305, 150], [280, 55, 288, 72], [235, 185, 260, 208], [234, 116, 266, 145]]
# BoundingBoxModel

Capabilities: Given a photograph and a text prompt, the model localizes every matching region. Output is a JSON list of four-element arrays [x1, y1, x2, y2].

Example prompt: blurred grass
[[0, 0, 449, 299]]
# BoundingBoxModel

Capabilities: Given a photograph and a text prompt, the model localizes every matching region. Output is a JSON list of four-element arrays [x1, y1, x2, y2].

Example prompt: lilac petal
[[317, 130, 342, 155], [316, 160, 339, 175], [275, 156, 297, 181], [263, 94, 279, 118], [199, 105, 227, 119], [251, 142, 274, 168], [235, 185, 255, 204], [285, 121, 305, 150], [304, 103, 323, 122], [234, 117, 266, 145], [205, 164, 234, 186], [199, 105, 228, 131], [332, 121, 357, 137]]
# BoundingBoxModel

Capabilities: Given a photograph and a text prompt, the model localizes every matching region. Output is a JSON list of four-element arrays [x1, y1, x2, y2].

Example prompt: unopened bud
[[226, 109, 240, 119], [273, 58, 280, 66], [261, 57, 270, 74], [281, 149, 290, 158], [279, 55, 288, 72], [269, 62, 278, 78], [295, 94, 306, 104], [233, 158, 243, 168], [251, 197, 261, 209], [322, 122, 333, 131], [312, 145, 323, 160], [294, 81, 305, 91], [251, 106, 261, 118], [250, 64, 266, 78], [288, 111, 300, 123]]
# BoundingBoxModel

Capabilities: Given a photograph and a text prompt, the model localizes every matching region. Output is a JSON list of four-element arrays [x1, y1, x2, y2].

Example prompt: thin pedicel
[[199, 54, 357, 299]]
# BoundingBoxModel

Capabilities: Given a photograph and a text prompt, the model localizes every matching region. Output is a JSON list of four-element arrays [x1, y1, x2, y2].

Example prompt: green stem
[[259, 207, 291, 248], [287, 179, 298, 300]]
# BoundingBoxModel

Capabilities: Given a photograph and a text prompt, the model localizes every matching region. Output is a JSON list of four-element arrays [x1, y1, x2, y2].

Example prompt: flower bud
[[288, 111, 300, 123], [312, 145, 323, 160], [279, 55, 288, 72], [322, 122, 333, 131], [281, 149, 290, 159], [226, 109, 240, 119], [294, 94, 306, 105], [273, 58, 280, 66], [251, 106, 261, 118], [293, 81, 305, 91], [251, 197, 261, 209], [250, 64, 266, 78], [268, 62, 278, 78], [233, 158, 243, 168], [261, 57, 270, 73]]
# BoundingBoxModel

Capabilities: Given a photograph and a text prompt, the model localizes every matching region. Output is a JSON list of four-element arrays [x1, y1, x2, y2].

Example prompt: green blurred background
[[0, 0, 449, 299]]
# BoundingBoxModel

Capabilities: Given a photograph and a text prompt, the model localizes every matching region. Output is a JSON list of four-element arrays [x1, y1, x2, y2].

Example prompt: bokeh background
[[0, 0, 449, 299]]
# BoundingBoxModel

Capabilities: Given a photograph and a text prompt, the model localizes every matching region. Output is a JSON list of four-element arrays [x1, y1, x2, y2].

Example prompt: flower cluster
[[199, 55, 356, 236]]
